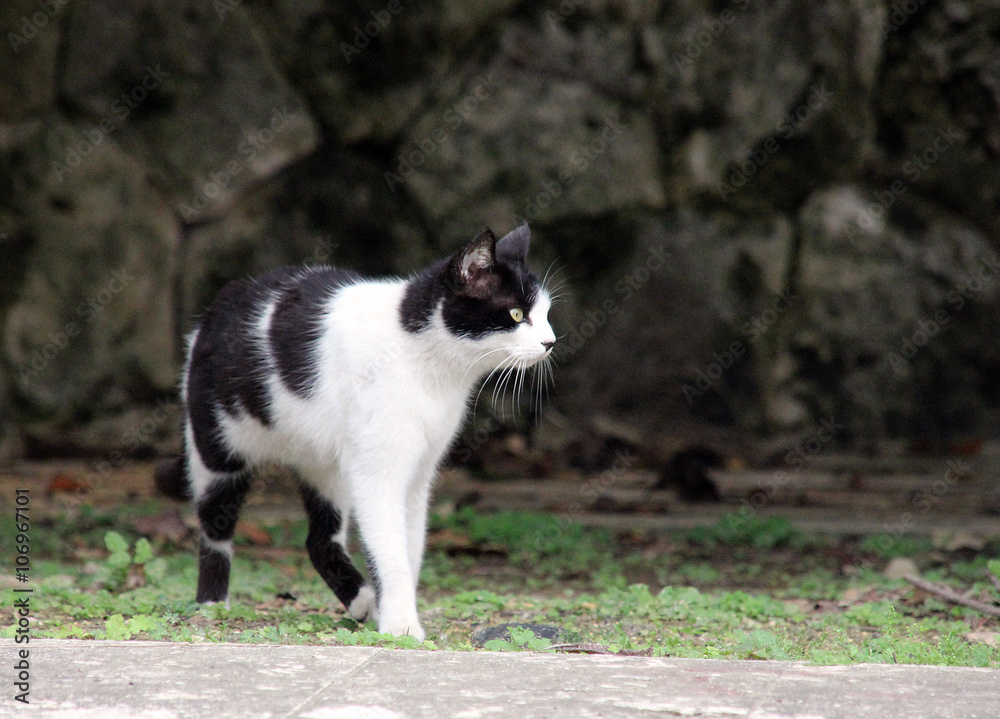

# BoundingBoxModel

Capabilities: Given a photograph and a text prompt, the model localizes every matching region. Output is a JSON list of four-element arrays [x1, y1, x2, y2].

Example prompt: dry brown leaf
[[46, 472, 89, 495], [235, 520, 273, 546], [130, 510, 189, 542]]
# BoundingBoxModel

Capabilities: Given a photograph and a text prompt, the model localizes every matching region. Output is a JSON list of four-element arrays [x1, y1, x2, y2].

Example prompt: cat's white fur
[[186, 275, 555, 640]]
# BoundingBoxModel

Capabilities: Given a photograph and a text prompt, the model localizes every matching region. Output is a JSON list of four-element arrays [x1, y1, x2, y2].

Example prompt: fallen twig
[[904, 574, 1000, 618], [549, 642, 614, 655], [548, 643, 652, 656], [987, 571, 1000, 594]]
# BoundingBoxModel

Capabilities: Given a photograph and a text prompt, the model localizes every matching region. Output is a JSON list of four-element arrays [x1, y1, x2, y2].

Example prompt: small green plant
[[859, 534, 933, 559], [323, 626, 434, 650], [97, 531, 167, 590], [988, 560, 1000, 585], [732, 629, 795, 660], [102, 613, 159, 640], [687, 512, 807, 549], [484, 627, 552, 652], [435, 508, 613, 570]]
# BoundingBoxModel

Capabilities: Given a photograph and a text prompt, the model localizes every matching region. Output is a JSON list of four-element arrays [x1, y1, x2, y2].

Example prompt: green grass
[[2, 505, 999, 666]]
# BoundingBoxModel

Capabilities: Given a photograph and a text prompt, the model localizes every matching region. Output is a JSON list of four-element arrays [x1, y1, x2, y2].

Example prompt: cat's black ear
[[447, 229, 499, 297], [496, 224, 531, 265]]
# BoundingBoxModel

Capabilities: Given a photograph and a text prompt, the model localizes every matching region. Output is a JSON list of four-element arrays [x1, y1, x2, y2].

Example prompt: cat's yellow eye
[[509, 307, 524, 323]]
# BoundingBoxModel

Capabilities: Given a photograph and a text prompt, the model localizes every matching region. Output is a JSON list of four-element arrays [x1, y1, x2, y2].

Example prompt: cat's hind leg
[[298, 482, 377, 623], [186, 428, 251, 606], [192, 467, 251, 606]]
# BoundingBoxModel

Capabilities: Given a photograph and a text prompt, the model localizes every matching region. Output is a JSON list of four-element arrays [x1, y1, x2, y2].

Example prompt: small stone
[[884, 557, 919, 580], [471, 623, 563, 647], [947, 534, 985, 552], [840, 587, 861, 603], [966, 632, 998, 647], [930, 530, 985, 552]]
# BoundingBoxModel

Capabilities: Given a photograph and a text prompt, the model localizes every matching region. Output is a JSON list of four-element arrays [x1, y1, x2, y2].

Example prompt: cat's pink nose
[[542, 340, 555, 351]]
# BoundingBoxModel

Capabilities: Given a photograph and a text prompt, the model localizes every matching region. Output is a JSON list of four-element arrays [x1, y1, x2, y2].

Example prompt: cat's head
[[440, 225, 555, 370]]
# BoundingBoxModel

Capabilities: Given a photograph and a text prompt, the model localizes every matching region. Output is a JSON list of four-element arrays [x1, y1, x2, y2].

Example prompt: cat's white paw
[[347, 585, 379, 623], [198, 598, 231, 610], [378, 613, 425, 642]]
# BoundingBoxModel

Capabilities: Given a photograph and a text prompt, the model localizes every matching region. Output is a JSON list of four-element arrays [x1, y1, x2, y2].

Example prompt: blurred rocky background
[[2, 0, 1000, 473]]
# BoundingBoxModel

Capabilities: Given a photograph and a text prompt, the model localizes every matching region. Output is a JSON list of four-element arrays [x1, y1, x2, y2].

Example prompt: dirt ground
[[3, 443, 998, 540]]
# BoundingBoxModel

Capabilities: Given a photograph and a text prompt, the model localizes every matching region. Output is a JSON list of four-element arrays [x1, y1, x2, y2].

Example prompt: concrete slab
[[3, 640, 999, 718]]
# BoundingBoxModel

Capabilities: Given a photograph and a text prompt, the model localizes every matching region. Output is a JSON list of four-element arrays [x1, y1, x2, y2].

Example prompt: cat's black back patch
[[188, 270, 286, 435], [186, 266, 361, 469], [270, 267, 360, 398], [187, 274, 279, 473]]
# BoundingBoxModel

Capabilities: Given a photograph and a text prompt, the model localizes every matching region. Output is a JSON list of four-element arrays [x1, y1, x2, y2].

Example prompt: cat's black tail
[[154, 457, 191, 500]]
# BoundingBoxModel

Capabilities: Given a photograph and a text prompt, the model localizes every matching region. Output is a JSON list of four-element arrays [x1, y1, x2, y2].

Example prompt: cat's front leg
[[405, 465, 436, 591], [349, 459, 426, 641]]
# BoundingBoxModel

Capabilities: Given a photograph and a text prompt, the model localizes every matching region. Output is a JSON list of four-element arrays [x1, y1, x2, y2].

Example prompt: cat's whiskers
[[461, 346, 517, 384], [544, 280, 570, 302], [541, 262, 571, 306], [487, 363, 508, 417], [472, 353, 517, 416], [472, 357, 510, 410], [517, 358, 530, 418], [540, 260, 567, 293], [507, 355, 534, 419], [510, 360, 524, 420], [494, 357, 521, 419], [533, 361, 548, 421], [532, 365, 540, 421], [529, 355, 553, 421], [540, 260, 555, 290]]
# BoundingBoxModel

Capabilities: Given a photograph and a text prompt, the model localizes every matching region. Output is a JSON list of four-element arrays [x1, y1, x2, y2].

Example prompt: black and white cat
[[180, 225, 555, 640]]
